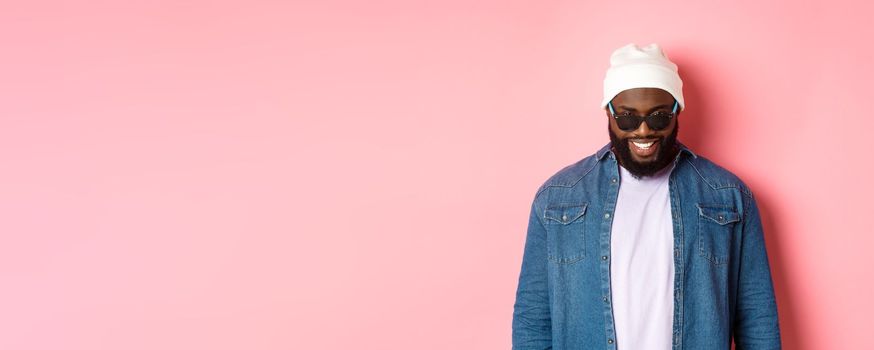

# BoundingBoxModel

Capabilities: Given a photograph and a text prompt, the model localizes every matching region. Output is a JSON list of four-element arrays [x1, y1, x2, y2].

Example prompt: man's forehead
[[609, 88, 677, 111], [613, 103, 674, 112]]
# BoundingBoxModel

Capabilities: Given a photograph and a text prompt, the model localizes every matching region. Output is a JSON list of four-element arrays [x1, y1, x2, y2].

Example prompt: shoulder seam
[[540, 155, 600, 190], [684, 157, 752, 197]]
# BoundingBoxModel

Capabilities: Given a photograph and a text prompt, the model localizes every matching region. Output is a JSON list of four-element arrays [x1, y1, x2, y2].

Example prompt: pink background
[[1, 0, 871, 349]]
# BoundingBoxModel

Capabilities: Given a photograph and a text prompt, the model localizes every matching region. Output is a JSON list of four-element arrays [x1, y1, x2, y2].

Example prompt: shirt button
[[562, 214, 567, 221], [604, 213, 610, 219], [608, 338, 614, 344], [602, 255, 608, 260], [603, 296, 609, 302], [611, 178, 617, 183]]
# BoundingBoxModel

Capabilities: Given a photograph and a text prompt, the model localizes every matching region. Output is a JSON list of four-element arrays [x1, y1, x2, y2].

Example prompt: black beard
[[608, 121, 680, 180]]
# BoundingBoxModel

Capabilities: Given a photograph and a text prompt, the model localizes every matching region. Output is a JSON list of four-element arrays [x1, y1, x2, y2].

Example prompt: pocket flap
[[696, 204, 740, 225], [544, 203, 588, 224]]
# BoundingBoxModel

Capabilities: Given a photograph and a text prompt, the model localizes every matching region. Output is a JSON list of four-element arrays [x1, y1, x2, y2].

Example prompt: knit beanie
[[601, 43, 684, 110]]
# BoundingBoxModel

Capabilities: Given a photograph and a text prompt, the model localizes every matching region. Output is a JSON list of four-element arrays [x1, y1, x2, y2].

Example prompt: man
[[511, 43, 781, 349]]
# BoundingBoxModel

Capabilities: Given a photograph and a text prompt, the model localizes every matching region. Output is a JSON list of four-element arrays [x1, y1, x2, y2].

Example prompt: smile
[[631, 141, 655, 149], [629, 139, 659, 157]]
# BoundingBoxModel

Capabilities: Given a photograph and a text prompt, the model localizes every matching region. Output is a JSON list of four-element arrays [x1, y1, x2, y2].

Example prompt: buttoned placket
[[668, 154, 685, 350], [600, 151, 620, 349], [600, 149, 688, 350]]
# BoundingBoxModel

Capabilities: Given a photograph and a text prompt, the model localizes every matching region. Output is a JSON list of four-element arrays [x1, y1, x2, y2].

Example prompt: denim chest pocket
[[696, 204, 740, 267], [543, 203, 587, 265]]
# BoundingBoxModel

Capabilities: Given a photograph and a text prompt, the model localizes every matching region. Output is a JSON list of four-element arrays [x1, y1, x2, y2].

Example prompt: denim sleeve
[[512, 196, 553, 350], [733, 191, 782, 349]]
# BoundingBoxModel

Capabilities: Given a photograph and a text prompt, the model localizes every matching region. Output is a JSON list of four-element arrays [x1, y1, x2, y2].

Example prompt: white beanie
[[601, 43, 684, 110]]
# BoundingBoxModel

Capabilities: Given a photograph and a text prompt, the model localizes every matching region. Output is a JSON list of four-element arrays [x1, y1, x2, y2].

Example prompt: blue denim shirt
[[512, 141, 781, 349]]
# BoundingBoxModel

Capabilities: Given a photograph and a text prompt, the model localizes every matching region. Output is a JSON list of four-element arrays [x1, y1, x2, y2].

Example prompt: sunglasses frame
[[608, 99, 679, 132]]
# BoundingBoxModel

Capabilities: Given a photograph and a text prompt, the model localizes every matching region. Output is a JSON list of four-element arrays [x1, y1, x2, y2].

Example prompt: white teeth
[[632, 141, 655, 149]]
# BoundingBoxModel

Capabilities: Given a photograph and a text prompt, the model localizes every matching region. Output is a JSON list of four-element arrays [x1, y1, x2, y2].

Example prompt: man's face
[[607, 87, 681, 179]]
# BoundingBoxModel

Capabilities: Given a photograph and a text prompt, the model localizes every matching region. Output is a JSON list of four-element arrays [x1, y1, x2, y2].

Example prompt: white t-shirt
[[610, 162, 676, 349]]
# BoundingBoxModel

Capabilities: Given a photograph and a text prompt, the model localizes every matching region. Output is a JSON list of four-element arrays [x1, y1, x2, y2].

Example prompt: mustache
[[620, 136, 663, 141]]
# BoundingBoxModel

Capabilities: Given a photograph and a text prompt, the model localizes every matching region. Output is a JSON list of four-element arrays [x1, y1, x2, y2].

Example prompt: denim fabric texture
[[512, 141, 781, 350]]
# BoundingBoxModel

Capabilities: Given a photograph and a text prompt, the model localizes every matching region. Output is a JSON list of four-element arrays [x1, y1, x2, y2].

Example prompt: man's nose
[[633, 119, 654, 136]]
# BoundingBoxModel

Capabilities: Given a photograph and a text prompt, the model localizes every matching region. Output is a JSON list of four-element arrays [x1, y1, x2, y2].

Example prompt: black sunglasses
[[608, 99, 679, 131]]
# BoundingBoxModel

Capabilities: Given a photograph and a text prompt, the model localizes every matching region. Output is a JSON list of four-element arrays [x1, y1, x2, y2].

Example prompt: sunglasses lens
[[616, 115, 640, 131], [648, 113, 672, 130]]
